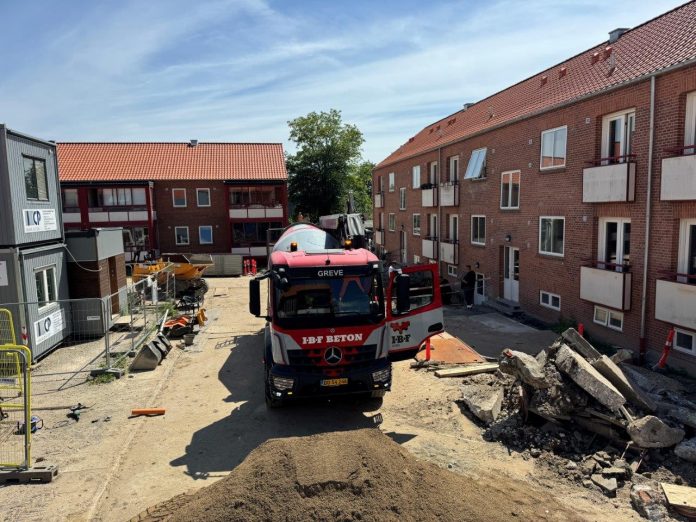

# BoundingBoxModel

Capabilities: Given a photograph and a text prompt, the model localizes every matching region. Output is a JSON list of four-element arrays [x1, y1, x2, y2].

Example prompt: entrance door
[[474, 273, 486, 305], [503, 246, 519, 302], [399, 230, 407, 264]]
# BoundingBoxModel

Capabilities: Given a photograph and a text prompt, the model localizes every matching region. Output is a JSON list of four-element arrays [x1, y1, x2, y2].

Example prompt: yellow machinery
[[132, 253, 214, 297]]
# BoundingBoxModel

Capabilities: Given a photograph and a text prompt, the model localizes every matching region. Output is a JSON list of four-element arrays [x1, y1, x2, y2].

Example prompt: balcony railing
[[421, 185, 437, 207], [422, 237, 438, 259], [660, 145, 696, 201], [440, 239, 458, 265], [440, 181, 459, 207], [655, 275, 696, 330], [582, 157, 636, 203], [229, 205, 284, 219], [374, 192, 383, 208], [580, 263, 632, 310]]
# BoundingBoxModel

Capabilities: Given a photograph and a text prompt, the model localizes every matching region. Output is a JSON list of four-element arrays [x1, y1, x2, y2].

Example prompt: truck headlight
[[371, 368, 391, 383], [272, 376, 294, 391]]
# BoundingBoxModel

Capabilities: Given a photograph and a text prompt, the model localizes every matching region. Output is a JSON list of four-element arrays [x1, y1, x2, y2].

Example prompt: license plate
[[321, 378, 348, 387]]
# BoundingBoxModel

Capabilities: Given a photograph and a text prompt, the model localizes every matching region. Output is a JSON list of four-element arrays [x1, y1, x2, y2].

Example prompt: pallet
[[434, 362, 499, 378], [0, 465, 58, 484]]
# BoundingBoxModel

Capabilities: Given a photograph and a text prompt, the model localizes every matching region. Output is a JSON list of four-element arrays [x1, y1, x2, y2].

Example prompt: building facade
[[373, 3, 696, 372], [57, 141, 288, 261]]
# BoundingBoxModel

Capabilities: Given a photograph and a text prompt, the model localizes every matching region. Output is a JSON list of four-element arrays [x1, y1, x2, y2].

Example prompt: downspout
[[437, 146, 442, 267], [639, 75, 656, 364]]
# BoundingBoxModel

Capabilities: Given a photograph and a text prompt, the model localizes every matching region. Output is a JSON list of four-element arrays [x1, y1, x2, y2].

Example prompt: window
[[448, 155, 459, 182], [123, 226, 149, 248], [677, 219, 696, 283], [471, 215, 485, 245], [199, 226, 213, 244], [463, 148, 487, 179], [196, 188, 211, 207], [379, 213, 384, 231], [429, 162, 438, 185], [540, 126, 567, 169], [539, 217, 564, 256], [448, 215, 458, 242], [593, 305, 623, 331], [412, 214, 421, 235], [540, 290, 561, 311], [447, 265, 458, 277], [35, 266, 57, 308], [601, 109, 635, 163], [428, 214, 438, 239], [23, 157, 49, 200], [388, 172, 395, 192], [599, 218, 631, 272], [175, 226, 190, 245], [674, 328, 695, 356], [412, 165, 421, 188], [230, 186, 281, 207], [399, 188, 406, 210], [686, 92, 696, 154], [172, 189, 187, 207], [88, 187, 146, 208], [61, 189, 79, 209], [500, 170, 520, 209], [378, 175, 384, 193], [413, 255, 421, 264], [391, 269, 435, 314], [232, 221, 282, 245], [388, 213, 396, 232]]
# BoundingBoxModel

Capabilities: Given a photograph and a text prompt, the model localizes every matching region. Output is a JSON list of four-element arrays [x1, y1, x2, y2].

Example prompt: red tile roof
[[377, 1, 696, 169], [57, 142, 287, 182]]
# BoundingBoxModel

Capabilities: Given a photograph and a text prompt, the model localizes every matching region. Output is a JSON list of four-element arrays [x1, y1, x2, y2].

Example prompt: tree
[[344, 160, 374, 218], [287, 109, 364, 221]]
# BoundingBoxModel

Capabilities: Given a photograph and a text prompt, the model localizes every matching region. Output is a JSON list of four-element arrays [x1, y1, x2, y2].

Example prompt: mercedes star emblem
[[324, 346, 342, 365]]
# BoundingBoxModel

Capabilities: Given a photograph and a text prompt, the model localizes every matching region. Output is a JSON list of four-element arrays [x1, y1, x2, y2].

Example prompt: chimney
[[189, 139, 198, 147], [462, 103, 475, 111], [608, 27, 629, 43]]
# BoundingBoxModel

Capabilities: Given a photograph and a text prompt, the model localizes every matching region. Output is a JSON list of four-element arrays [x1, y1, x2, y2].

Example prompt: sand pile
[[135, 428, 580, 522]]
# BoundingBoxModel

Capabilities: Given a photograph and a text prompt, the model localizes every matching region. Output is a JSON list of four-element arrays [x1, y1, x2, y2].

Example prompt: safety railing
[[0, 345, 31, 469]]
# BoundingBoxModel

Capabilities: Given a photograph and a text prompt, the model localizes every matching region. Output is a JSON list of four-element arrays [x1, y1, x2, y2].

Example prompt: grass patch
[[89, 352, 130, 385]]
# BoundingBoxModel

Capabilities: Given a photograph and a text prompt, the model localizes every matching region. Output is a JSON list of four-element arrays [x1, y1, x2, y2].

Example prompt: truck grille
[[287, 344, 378, 372]]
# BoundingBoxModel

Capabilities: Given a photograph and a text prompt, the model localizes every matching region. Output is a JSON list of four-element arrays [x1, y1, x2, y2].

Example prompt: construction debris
[[591, 473, 618, 497], [460, 384, 503, 424], [630, 484, 667, 521], [674, 438, 696, 463], [626, 416, 685, 449], [434, 362, 498, 378], [499, 349, 552, 389], [661, 482, 696, 519]]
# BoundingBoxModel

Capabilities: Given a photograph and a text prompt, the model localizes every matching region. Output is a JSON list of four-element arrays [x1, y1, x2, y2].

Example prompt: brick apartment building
[[57, 141, 288, 261], [373, 2, 696, 371]]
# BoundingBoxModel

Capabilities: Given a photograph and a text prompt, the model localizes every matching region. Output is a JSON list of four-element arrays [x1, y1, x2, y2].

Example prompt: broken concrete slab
[[660, 405, 696, 430], [620, 364, 685, 394], [561, 328, 601, 361], [610, 348, 634, 365], [627, 416, 685, 448], [555, 344, 626, 411], [499, 349, 551, 389], [460, 385, 503, 424], [601, 466, 629, 479], [591, 473, 618, 497], [631, 484, 667, 521], [674, 438, 696, 463], [529, 380, 588, 419], [592, 355, 656, 413]]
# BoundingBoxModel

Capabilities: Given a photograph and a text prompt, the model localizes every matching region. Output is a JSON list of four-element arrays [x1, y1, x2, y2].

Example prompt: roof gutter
[[377, 56, 696, 170]]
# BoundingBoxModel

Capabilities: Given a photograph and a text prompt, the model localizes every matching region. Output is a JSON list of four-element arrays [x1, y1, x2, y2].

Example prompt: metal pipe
[[437, 146, 442, 266]]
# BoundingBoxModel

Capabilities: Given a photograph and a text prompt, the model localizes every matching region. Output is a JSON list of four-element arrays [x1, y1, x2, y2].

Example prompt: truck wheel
[[371, 390, 387, 398]]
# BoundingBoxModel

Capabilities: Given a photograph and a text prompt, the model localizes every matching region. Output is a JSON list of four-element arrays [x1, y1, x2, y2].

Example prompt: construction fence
[[0, 345, 31, 470]]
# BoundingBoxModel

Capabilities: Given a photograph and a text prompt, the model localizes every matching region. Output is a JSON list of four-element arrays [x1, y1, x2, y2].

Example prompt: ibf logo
[[391, 321, 410, 334], [390, 321, 411, 345]]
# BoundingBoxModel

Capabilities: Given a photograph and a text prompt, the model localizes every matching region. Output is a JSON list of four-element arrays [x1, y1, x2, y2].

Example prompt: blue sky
[[0, 0, 686, 162]]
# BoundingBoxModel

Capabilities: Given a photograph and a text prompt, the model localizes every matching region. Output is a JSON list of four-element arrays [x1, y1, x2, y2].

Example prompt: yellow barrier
[[0, 345, 32, 469], [0, 308, 16, 346]]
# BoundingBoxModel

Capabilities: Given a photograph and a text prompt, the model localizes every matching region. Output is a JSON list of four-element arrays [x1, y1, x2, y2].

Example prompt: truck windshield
[[275, 273, 384, 327]]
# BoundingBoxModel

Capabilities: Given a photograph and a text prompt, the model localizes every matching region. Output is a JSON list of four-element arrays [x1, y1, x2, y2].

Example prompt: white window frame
[[399, 187, 406, 210], [378, 175, 384, 193], [601, 108, 636, 163], [448, 155, 459, 182], [35, 266, 57, 310], [500, 170, 521, 209], [196, 188, 211, 207], [175, 226, 190, 245], [471, 215, 485, 246], [539, 216, 565, 257], [388, 213, 396, 232], [198, 225, 213, 244], [429, 162, 438, 185], [412, 165, 421, 189], [447, 265, 458, 277], [172, 188, 187, 208], [449, 214, 459, 242], [539, 126, 567, 170], [674, 328, 696, 356], [429, 214, 438, 239], [413, 254, 421, 264], [539, 290, 561, 311], [598, 217, 631, 271], [388, 172, 395, 192], [593, 305, 623, 331], [677, 218, 696, 283], [463, 148, 487, 180], [686, 91, 696, 150], [412, 214, 421, 236]]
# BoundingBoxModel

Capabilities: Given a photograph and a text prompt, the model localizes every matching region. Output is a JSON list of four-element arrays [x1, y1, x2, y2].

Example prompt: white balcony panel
[[250, 246, 268, 256], [89, 212, 109, 222], [440, 184, 458, 207], [374, 230, 383, 245], [422, 238, 437, 259], [248, 208, 266, 218], [374, 193, 383, 208], [230, 209, 248, 219], [582, 163, 636, 203], [231, 247, 250, 255], [63, 212, 81, 223], [421, 188, 437, 207], [109, 211, 128, 221], [440, 242, 457, 265], [660, 155, 696, 200], [580, 266, 631, 310], [655, 279, 696, 330], [128, 211, 149, 221], [266, 207, 284, 218]]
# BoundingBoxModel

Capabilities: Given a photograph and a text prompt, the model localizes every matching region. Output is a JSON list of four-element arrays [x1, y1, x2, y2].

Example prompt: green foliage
[[287, 109, 365, 221], [345, 161, 374, 218]]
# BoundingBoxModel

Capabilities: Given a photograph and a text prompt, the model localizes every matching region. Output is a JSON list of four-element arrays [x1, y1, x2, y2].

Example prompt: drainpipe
[[437, 146, 443, 268], [639, 75, 656, 364]]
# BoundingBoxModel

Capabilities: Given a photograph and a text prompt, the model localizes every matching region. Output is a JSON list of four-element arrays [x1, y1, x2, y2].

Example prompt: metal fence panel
[[0, 345, 31, 469], [0, 308, 16, 345]]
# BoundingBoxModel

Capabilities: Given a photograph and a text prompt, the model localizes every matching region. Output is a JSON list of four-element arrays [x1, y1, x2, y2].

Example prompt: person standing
[[461, 265, 476, 309]]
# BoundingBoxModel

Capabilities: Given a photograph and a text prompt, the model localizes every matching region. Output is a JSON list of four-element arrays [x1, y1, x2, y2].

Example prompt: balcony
[[421, 185, 437, 207], [229, 205, 284, 219], [655, 277, 696, 330], [582, 158, 636, 203], [87, 208, 150, 223], [580, 264, 632, 310], [660, 147, 696, 200], [422, 237, 438, 259], [374, 229, 383, 245], [440, 240, 458, 265], [374, 192, 383, 208], [440, 182, 459, 207]]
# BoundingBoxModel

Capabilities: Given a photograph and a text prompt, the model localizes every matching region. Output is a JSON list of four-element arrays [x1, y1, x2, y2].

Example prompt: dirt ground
[[0, 277, 647, 521]]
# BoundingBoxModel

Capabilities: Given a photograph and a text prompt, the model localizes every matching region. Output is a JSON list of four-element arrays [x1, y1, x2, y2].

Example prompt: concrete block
[[555, 344, 625, 411], [460, 385, 504, 424], [130, 344, 162, 371], [561, 328, 601, 361], [630, 485, 667, 521], [592, 355, 656, 412], [627, 416, 685, 448], [674, 438, 696, 463], [610, 349, 634, 364], [591, 474, 618, 497], [499, 349, 551, 389]]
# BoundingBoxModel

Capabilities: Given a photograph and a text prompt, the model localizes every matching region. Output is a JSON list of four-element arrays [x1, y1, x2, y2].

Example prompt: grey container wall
[[0, 244, 72, 359], [0, 126, 64, 247]]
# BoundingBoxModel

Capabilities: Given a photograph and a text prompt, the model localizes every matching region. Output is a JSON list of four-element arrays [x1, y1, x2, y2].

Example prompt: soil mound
[[136, 428, 581, 522]]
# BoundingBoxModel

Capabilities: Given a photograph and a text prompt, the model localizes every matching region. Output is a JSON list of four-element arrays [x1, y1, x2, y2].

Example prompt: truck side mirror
[[249, 279, 261, 317], [396, 274, 410, 314]]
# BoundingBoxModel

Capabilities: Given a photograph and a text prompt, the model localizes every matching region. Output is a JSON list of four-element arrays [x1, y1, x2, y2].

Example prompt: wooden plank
[[662, 482, 696, 510], [434, 362, 498, 378]]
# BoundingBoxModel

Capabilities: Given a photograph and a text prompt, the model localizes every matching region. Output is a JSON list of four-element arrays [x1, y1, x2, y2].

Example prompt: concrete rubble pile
[[458, 328, 696, 517]]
